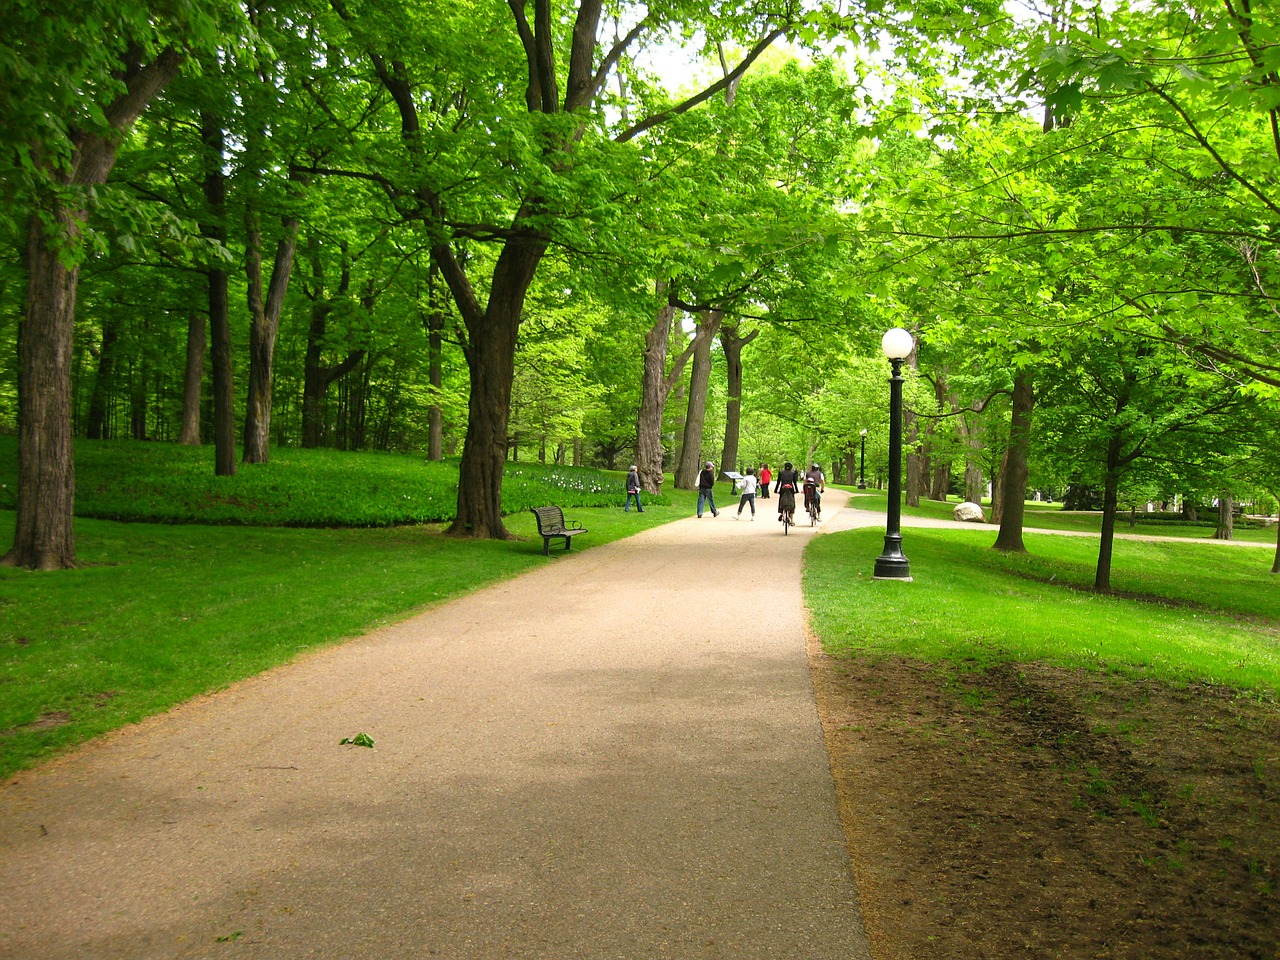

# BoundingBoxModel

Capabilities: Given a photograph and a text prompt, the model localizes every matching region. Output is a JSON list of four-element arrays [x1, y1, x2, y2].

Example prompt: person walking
[[759, 463, 772, 500], [697, 461, 720, 518], [774, 461, 802, 523], [735, 467, 758, 520], [624, 464, 644, 513]]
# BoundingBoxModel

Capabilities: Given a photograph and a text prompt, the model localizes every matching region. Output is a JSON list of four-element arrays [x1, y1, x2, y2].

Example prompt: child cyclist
[[803, 462, 826, 518]]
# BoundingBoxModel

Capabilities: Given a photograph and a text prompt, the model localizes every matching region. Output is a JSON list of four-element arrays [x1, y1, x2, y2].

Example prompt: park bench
[[530, 505, 588, 556]]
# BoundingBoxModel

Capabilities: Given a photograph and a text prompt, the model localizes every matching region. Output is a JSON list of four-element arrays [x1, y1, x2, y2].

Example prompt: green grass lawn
[[806, 527, 1280, 693]]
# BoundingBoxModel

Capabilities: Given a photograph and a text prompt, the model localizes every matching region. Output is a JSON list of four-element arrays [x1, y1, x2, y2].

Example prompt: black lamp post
[[874, 327, 914, 581], [857, 429, 867, 489]]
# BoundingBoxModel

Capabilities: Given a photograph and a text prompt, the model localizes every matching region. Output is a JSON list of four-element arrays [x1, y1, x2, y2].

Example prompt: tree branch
[[615, 26, 787, 143], [1144, 79, 1280, 220], [506, 0, 541, 110]]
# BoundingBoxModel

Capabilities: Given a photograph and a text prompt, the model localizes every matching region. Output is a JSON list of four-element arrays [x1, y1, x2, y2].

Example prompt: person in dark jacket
[[774, 461, 802, 522], [624, 465, 644, 513], [696, 461, 720, 518]]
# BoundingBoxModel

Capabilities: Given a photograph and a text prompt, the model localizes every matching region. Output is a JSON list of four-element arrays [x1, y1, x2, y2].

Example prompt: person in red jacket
[[758, 463, 772, 500]]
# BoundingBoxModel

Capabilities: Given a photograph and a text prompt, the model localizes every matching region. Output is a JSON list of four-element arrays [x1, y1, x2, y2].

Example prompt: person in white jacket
[[735, 467, 758, 520]]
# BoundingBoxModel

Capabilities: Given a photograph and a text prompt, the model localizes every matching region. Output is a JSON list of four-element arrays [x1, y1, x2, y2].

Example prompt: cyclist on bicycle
[[774, 461, 802, 524], [803, 462, 826, 518]]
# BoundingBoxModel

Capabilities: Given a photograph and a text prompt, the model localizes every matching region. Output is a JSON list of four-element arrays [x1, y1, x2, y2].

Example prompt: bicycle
[[804, 484, 821, 527], [779, 487, 797, 535]]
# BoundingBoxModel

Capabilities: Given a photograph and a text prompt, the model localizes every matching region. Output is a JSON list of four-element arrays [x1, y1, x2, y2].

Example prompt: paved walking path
[[1, 490, 873, 960]]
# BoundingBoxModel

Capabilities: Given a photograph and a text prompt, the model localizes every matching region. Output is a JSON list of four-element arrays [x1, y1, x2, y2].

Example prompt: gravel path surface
[[2, 490, 873, 960]]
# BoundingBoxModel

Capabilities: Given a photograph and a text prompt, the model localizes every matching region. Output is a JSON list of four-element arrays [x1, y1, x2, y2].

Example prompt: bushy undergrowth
[[0, 436, 665, 526]]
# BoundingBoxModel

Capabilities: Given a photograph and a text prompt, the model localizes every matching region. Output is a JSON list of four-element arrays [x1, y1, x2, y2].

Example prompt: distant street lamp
[[857, 429, 867, 490], [874, 327, 914, 581]]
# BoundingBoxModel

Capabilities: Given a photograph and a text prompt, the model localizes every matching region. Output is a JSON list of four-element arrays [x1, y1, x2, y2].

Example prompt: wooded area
[[1, 0, 1278, 579]]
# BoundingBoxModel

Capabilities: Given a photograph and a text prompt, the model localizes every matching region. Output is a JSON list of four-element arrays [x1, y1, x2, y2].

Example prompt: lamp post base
[[873, 534, 912, 580]]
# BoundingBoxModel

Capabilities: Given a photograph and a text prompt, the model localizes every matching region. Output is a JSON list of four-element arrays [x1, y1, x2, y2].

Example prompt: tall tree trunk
[[929, 376, 957, 500], [1091, 352, 1147, 592], [129, 352, 148, 440], [301, 239, 365, 448], [178, 310, 205, 445], [1272, 512, 1279, 574], [930, 462, 950, 501], [962, 416, 985, 504], [242, 210, 300, 464], [993, 370, 1035, 552], [955, 398, 986, 504], [301, 313, 364, 448], [426, 262, 445, 461], [301, 237, 339, 448], [667, 310, 689, 472], [990, 448, 1006, 525], [905, 434, 924, 506], [674, 309, 723, 489], [301, 296, 332, 448], [635, 286, 695, 495], [6, 214, 81, 569], [351, 355, 372, 449], [718, 322, 758, 476], [208, 263, 235, 473], [201, 112, 236, 477], [4, 48, 183, 570], [1215, 493, 1234, 541], [85, 320, 120, 440], [903, 349, 924, 507], [1094, 434, 1124, 593], [444, 236, 545, 539]]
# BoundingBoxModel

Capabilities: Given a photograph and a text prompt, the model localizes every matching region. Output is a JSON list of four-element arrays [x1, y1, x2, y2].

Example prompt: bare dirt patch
[[811, 652, 1280, 960]]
